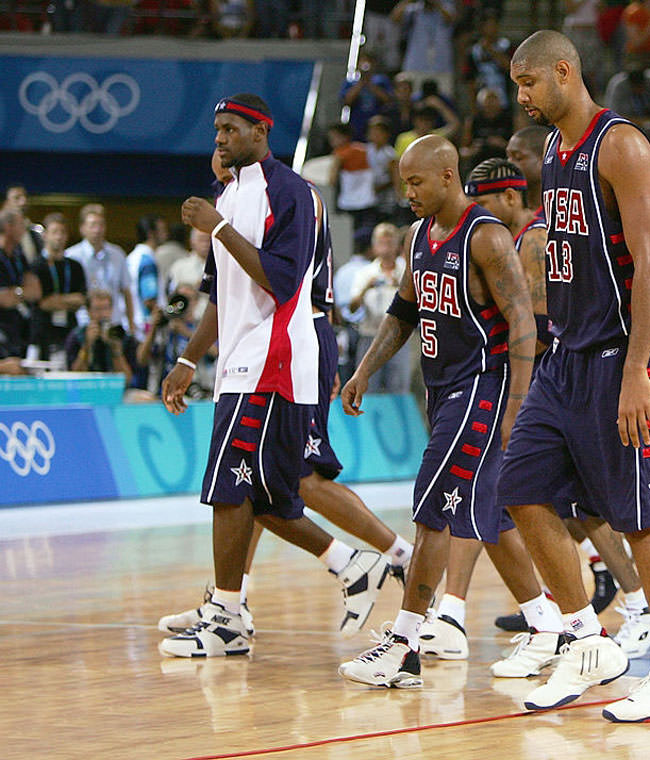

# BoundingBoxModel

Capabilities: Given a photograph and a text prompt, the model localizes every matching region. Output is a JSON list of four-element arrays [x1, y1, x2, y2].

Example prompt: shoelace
[[614, 605, 641, 640], [181, 620, 211, 636], [506, 631, 533, 658], [357, 637, 396, 663]]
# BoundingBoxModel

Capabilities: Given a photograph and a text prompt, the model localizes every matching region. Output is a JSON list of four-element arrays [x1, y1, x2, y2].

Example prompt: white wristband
[[176, 357, 197, 371], [213, 219, 229, 238]]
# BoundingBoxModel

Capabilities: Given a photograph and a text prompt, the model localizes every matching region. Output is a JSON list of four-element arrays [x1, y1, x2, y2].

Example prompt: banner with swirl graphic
[[0, 55, 314, 157], [0, 396, 427, 506]]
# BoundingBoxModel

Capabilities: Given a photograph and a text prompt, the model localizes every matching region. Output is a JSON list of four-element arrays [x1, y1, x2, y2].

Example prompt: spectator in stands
[[349, 222, 411, 394], [137, 283, 218, 397], [0, 209, 41, 361], [622, 0, 650, 68], [333, 229, 374, 386], [127, 215, 165, 341], [66, 289, 137, 386], [31, 213, 87, 364], [395, 101, 459, 157], [156, 222, 188, 296], [89, 0, 134, 34], [340, 49, 394, 142], [254, 0, 289, 37], [460, 86, 512, 171], [328, 122, 378, 236], [391, 0, 457, 97], [463, 9, 513, 112], [363, 1, 402, 71], [387, 72, 416, 139], [46, 0, 86, 32], [189, 0, 255, 38], [3, 184, 43, 265], [168, 228, 212, 320], [366, 115, 400, 220], [563, 0, 606, 96], [605, 66, 650, 134], [66, 203, 134, 334]]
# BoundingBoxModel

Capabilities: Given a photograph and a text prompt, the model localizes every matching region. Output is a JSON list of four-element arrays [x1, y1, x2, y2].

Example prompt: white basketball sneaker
[[524, 632, 629, 710], [602, 673, 650, 722], [614, 609, 650, 659], [240, 599, 255, 637], [158, 585, 214, 633], [490, 629, 563, 678], [159, 602, 249, 658], [419, 612, 469, 659], [339, 630, 422, 688], [337, 550, 389, 637]]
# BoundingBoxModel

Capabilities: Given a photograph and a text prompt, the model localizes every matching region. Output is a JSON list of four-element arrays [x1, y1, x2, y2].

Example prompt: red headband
[[214, 99, 274, 128], [465, 177, 527, 196]]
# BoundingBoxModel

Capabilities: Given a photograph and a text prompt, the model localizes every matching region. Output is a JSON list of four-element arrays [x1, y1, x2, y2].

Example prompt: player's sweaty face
[[400, 155, 447, 217], [511, 63, 556, 127], [214, 114, 257, 168]]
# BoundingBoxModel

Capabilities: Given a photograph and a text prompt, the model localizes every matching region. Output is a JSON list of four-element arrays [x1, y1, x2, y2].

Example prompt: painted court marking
[[180, 699, 619, 760]]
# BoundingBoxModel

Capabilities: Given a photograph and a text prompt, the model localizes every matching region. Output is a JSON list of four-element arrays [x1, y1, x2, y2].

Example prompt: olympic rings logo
[[0, 421, 56, 477], [18, 71, 140, 134]]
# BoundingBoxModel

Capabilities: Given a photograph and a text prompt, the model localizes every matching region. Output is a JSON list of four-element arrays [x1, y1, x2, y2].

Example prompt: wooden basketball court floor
[[1, 487, 648, 760]]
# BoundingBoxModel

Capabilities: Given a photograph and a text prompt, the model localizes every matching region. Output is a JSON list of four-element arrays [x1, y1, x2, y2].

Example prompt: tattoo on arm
[[359, 314, 414, 377], [417, 584, 434, 602]]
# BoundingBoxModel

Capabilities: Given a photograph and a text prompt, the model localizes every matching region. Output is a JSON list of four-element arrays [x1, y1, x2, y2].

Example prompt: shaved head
[[402, 134, 459, 173], [512, 30, 582, 76]]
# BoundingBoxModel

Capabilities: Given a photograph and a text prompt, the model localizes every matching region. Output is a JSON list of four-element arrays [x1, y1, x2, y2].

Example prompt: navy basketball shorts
[[200, 391, 312, 519], [413, 366, 514, 543], [300, 315, 343, 481], [497, 340, 650, 533]]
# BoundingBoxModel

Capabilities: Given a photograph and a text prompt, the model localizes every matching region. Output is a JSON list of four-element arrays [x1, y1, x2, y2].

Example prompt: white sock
[[240, 573, 249, 604], [319, 538, 355, 575], [520, 592, 563, 633], [211, 588, 241, 615], [387, 534, 413, 566], [392, 609, 424, 650], [562, 604, 602, 638], [625, 587, 649, 614], [437, 593, 466, 628]]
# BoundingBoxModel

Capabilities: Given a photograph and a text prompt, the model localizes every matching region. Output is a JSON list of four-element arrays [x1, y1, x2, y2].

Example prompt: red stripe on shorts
[[643, 448, 650, 458], [472, 422, 488, 433], [232, 438, 257, 452], [481, 305, 499, 320], [249, 395, 267, 406], [625, 278, 633, 290], [490, 342, 508, 354], [241, 416, 261, 428], [478, 400, 493, 411], [461, 443, 482, 457], [450, 464, 474, 480], [489, 321, 509, 336], [617, 254, 633, 266], [610, 232, 625, 244]]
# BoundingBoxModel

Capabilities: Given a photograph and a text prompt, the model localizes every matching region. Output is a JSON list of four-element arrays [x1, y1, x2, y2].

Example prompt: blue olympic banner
[[0, 407, 119, 505], [0, 56, 314, 156], [0, 396, 428, 506]]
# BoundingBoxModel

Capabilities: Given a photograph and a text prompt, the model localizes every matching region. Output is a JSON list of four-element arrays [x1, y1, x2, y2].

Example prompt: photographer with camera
[[137, 284, 217, 397], [65, 288, 137, 387]]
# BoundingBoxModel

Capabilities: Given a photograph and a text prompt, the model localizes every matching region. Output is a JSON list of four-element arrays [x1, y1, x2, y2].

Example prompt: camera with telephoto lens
[[159, 292, 190, 326]]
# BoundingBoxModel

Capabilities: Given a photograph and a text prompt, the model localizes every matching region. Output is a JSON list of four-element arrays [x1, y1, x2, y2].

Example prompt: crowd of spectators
[[4, 2, 650, 396], [0, 188, 217, 400]]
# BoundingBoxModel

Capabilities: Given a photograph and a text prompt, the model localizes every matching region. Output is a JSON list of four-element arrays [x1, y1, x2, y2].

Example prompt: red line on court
[[180, 698, 614, 760]]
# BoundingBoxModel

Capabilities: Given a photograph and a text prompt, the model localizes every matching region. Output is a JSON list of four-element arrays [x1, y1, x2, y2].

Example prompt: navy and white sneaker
[[158, 585, 214, 634], [339, 629, 422, 688], [159, 603, 249, 658], [337, 550, 389, 637]]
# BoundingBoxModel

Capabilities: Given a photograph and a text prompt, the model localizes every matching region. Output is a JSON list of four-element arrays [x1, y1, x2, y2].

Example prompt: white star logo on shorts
[[231, 458, 253, 486], [442, 487, 463, 515], [304, 434, 322, 458]]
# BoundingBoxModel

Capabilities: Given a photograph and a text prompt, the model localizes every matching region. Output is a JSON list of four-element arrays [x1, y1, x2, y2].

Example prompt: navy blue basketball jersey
[[308, 183, 334, 313], [411, 203, 509, 388], [542, 109, 638, 350], [514, 215, 546, 254]]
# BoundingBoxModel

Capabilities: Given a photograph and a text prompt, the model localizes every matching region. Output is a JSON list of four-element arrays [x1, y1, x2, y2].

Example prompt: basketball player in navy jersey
[[338, 134, 537, 688], [498, 30, 650, 720]]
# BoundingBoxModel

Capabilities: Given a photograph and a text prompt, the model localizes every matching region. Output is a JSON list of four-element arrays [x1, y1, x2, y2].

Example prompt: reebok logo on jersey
[[545, 153, 554, 164], [601, 347, 620, 358], [414, 251, 423, 259], [575, 152, 589, 172], [448, 390, 463, 399], [444, 251, 460, 270], [223, 366, 248, 376]]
